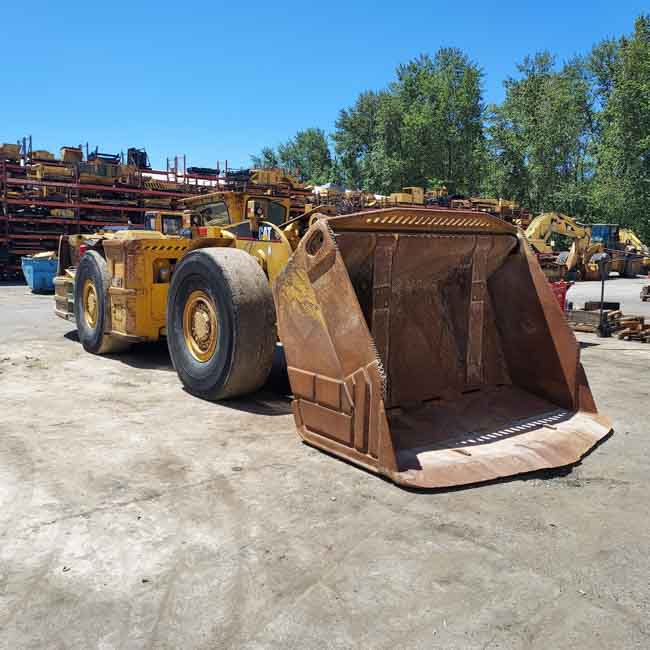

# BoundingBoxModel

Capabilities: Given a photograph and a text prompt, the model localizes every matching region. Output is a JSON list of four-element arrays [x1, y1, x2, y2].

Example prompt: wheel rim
[[182, 290, 219, 362], [83, 279, 99, 329]]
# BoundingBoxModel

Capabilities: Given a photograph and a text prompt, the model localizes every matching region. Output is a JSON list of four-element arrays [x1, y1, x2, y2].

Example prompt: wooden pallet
[[617, 317, 650, 341], [567, 309, 623, 333]]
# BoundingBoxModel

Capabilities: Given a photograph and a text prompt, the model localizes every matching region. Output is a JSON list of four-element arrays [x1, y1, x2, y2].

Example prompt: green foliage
[[251, 14, 650, 242], [332, 50, 484, 194], [331, 91, 384, 189], [591, 15, 650, 241], [251, 128, 334, 185], [587, 37, 620, 110], [250, 146, 279, 169], [483, 19, 648, 237], [484, 52, 594, 217]]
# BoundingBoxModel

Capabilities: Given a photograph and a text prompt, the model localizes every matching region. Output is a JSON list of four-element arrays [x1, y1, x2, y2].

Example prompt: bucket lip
[[390, 409, 613, 489], [323, 207, 519, 236]]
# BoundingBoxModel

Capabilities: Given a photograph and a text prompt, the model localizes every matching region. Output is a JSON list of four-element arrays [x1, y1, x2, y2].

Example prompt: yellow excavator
[[53, 174, 611, 489], [586, 224, 644, 278], [618, 228, 650, 274], [525, 212, 605, 281]]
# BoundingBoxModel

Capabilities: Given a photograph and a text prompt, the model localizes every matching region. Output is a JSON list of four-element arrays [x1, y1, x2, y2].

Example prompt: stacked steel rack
[[0, 140, 220, 278]]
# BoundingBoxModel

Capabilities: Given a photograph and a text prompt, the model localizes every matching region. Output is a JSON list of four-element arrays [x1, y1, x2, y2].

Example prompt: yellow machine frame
[[55, 188, 297, 343], [524, 212, 604, 280]]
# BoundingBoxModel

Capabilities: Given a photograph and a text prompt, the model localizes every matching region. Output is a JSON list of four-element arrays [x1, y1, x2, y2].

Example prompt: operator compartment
[[274, 207, 611, 488]]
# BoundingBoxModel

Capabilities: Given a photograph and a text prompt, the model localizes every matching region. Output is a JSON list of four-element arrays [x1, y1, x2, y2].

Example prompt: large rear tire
[[167, 247, 276, 400], [74, 251, 130, 355]]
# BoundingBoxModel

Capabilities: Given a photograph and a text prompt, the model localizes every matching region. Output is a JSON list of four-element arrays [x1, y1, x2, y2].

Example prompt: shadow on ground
[[214, 389, 293, 416], [65, 330, 174, 372], [183, 347, 293, 416], [64, 329, 293, 410], [112, 342, 176, 372]]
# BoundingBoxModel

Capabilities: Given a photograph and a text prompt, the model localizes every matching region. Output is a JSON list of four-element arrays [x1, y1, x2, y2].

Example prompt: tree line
[[252, 14, 650, 240]]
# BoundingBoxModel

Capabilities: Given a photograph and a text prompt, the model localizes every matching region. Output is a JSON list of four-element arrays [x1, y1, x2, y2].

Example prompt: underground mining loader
[[55, 206, 611, 488]]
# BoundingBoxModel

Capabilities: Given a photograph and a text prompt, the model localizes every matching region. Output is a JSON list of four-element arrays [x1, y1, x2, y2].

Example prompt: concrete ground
[[0, 280, 649, 649], [567, 274, 650, 317]]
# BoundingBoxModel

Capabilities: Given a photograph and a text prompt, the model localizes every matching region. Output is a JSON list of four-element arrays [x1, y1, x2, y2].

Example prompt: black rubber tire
[[167, 247, 276, 400], [74, 251, 129, 355]]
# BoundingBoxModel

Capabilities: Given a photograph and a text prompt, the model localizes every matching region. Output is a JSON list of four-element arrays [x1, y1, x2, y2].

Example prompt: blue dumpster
[[21, 256, 58, 293]]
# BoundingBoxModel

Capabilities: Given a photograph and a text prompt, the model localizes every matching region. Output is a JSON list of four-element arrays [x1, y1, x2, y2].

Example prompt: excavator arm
[[525, 212, 590, 254], [619, 228, 648, 254]]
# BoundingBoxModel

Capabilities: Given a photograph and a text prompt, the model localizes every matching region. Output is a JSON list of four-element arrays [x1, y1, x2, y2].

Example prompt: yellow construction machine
[[524, 212, 606, 281], [590, 225, 646, 277], [387, 186, 425, 205], [448, 196, 532, 227], [620, 228, 650, 273], [54, 174, 305, 351], [309, 186, 427, 214], [54, 178, 611, 488]]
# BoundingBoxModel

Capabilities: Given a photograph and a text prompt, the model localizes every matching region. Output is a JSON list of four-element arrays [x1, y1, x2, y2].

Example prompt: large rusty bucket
[[273, 208, 612, 488]]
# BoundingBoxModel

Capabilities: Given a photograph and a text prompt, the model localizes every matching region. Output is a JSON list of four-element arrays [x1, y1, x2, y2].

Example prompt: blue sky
[[1, 1, 646, 169]]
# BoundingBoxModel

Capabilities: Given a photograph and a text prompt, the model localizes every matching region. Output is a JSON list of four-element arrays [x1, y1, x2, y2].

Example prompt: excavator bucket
[[273, 208, 612, 488]]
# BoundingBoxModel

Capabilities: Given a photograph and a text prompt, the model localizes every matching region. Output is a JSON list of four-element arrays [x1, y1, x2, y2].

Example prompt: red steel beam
[[5, 233, 60, 240], [4, 176, 197, 198], [4, 216, 130, 226], [5, 198, 151, 213]]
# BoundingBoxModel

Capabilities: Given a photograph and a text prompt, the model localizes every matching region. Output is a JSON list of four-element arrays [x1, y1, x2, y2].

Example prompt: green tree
[[485, 52, 594, 217], [331, 91, 384, 188], [250, 146, 279, 169], [591, 15, 650, 240], [250, 13, 649, 230], [334, 49, 485, 194], [587, 37, 620, 111], [251, 128, 334, 185], [276, 128, 334, 185]]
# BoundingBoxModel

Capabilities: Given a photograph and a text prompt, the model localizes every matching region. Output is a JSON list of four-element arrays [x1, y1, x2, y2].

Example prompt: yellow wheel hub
[[83, 279, 99, 328], [183, 290, 218, 362]]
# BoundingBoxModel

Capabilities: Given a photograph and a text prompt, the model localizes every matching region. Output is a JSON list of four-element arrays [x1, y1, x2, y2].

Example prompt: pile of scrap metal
[[448, 196, 532, 227], [310, 186, 534, 229], [308, 185, 427, 214]]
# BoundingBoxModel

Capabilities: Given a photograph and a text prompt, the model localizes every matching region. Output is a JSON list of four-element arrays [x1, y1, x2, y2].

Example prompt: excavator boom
[[525, 212, 590, 253]]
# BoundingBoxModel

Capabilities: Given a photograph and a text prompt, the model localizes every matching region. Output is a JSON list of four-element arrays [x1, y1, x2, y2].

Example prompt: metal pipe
[[596, 253, 611, 338]]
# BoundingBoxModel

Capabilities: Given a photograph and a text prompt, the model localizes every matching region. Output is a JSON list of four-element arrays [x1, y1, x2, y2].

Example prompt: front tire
[[74, 251, 129, 354], [167, 247, 276, 400]]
